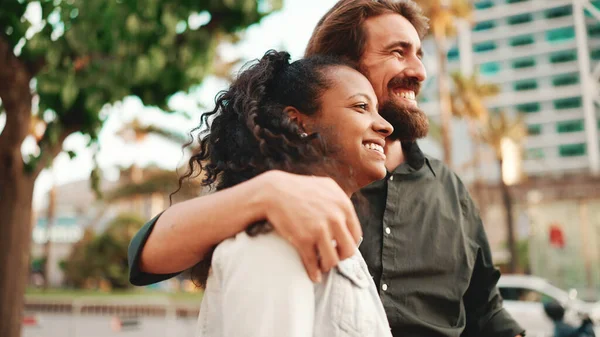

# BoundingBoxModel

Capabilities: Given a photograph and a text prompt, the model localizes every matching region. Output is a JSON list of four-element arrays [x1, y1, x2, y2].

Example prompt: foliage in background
[[62, 213, 145, 289], [416, 0, 473, 167], [0, 1, 281, 335]]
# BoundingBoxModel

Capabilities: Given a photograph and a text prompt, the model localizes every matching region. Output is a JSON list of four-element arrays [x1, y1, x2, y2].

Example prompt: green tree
[[62, 213, 145, 289], [416, 0, 472, 167], [0, 1, 281, 335]]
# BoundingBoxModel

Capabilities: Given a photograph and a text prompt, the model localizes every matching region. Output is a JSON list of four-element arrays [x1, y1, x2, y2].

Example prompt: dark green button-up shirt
[[355, 142, 523, 337], [128, 142, 524, 337]]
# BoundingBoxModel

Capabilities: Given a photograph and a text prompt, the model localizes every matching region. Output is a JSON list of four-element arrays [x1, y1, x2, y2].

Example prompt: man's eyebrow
[[384, 40, 423, 58]]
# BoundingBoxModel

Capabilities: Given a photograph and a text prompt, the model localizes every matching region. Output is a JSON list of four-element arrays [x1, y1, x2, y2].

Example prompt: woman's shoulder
[[213, 231, 305, 276]]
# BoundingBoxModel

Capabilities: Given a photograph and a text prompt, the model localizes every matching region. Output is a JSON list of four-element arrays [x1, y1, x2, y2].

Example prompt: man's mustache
[[388, 77, 421, 95]]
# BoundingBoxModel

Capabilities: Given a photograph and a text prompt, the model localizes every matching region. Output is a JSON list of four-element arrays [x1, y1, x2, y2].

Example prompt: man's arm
[[460, 193, 525, 337], [128, 170, 362, 285]]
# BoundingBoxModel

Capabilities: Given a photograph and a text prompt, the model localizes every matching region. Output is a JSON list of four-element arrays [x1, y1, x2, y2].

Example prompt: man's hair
[[305, 0, 429, 62]]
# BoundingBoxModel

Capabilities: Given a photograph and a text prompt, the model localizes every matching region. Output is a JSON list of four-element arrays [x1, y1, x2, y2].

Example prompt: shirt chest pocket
[[332, 258, 377, 337]]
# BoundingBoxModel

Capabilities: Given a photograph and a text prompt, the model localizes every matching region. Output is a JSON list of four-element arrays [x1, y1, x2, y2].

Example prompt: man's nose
[[403, 57, 427, 83]]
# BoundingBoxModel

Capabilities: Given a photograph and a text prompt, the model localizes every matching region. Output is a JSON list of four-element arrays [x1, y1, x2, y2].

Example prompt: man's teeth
[[364, 142, 384, 154], [394, 91, 416, 100]]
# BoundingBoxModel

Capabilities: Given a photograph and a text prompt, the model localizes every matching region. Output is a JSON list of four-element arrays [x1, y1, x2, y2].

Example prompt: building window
[[553, 97, 582, 110], [559, 143, 586, 157], [550, 50, 577, 63], [475, 1, 494, 9], [510, 35, 535, 47], [480, 62, 501, 75], [474, 41, 497, 53], [507, 13, 533, 25], [544, 5, 572, 19], [512, 58, 536, 69], [474, 20, 495, 31], [586, 2, 600, 17], [552, 74, 579, 87], [591, 49, 600, 60], [517, 102, 541, 113], [514, 80, 538, 91], [527, 124, 542, 135], [526, 148, 545, 159], [588, 24, 600, 38], [546, 27, 575, 43], [447, 47, 459, 61], [556, 120, 584, 133]]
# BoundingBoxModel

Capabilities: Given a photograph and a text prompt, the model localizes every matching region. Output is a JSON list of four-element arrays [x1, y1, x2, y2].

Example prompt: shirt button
[[385, 227, 391, 235], [389, 175, 394, 181], [382, 284, 388, 291]]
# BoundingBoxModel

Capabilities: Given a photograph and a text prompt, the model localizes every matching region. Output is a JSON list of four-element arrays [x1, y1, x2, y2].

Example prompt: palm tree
[[479, 111, 527, 273], [416, 0, 473, 168], [450, 71, 500, 181]]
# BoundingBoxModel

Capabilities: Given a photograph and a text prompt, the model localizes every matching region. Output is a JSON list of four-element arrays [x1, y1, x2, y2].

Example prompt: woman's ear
[[284, 106, 309, 132]]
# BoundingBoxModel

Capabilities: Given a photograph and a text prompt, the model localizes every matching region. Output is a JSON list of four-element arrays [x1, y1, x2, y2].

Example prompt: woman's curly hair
[[174, 50, 354, 287]]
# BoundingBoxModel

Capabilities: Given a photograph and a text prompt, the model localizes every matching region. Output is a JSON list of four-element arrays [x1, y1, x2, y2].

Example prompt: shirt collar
[[392, 141, 436, 177]]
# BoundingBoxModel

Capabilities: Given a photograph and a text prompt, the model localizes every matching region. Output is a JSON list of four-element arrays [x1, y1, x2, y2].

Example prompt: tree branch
[[32, 125, 79, 179]]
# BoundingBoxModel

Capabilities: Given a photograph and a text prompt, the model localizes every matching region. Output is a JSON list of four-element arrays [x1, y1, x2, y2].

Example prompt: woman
[[184, 50, 393, 337]]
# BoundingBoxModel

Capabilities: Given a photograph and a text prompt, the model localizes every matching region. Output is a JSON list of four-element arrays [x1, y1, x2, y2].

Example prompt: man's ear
[[283, 106, 310, 132]]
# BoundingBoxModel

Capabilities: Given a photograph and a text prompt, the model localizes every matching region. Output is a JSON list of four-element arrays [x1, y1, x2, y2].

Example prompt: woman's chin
[[358, 166, 388, 187]]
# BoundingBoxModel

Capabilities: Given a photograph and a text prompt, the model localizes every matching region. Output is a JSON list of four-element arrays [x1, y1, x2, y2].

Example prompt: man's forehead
[[364, 13, 421, 49]]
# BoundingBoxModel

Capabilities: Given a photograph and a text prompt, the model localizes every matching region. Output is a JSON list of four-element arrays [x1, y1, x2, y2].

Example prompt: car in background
[[498, 275, 600, 337]]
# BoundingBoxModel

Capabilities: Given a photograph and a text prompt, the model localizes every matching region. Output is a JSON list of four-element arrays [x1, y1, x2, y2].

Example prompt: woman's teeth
[[394, 90, 416, 100], [364, 142, 384, 154]]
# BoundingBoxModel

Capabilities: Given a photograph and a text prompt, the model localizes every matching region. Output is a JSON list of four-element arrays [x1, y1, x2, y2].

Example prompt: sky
[[25, 0, 443, 208]]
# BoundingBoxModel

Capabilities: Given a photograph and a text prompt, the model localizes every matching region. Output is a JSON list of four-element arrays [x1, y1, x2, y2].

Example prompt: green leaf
[[66, 150, 77, 159], [61, 72, 79, 110]]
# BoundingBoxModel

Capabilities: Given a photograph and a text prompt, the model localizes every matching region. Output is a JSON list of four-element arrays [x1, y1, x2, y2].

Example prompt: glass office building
[[420, 0, 600, 178]]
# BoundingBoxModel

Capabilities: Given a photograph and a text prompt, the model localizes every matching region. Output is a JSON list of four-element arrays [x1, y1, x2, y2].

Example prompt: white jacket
[[196, 231, 393, 337]]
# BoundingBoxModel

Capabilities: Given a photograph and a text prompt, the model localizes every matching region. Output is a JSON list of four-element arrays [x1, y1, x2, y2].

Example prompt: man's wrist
[[249, 170, 279, 222]]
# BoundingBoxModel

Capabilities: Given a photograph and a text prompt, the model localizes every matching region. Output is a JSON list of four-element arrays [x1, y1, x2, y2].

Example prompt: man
[[128, 1, 525, 336]]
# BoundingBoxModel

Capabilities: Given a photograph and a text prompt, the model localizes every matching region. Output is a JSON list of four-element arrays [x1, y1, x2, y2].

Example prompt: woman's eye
[[355, 103, 368, 111]]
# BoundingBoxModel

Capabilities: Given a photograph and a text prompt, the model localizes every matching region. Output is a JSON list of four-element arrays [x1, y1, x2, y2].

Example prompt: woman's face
[[306, 66, 393, 192]]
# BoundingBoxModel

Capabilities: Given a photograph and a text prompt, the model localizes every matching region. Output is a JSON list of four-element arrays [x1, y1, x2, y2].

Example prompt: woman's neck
[[384, 140, 405, 171]]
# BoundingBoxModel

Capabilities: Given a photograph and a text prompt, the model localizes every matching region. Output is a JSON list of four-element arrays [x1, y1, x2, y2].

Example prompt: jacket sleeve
[[461, 194, 525, 337], [128, 212, 181, 286]]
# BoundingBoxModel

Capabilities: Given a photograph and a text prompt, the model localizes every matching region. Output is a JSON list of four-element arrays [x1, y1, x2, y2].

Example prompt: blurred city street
[[22, 314, 197, 337]]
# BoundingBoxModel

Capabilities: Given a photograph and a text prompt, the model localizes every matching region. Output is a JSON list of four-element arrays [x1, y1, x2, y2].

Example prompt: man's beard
[[379, 98, 429, 142]]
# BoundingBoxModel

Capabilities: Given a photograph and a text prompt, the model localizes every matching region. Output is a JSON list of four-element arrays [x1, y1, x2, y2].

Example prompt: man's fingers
[[330, 221, 357, 261], [297, 244, 322, 283], [316, 230, 339, 273]]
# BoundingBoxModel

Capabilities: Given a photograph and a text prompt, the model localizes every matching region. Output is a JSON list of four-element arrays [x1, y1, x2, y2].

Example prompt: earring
[[300, 132, 308, 139]]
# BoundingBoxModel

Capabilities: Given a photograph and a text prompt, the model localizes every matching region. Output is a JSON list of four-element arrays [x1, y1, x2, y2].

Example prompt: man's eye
[[392, 50, 404, 57]]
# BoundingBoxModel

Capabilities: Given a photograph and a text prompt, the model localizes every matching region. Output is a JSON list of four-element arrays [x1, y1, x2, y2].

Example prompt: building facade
[[420, 0, 600, 179]]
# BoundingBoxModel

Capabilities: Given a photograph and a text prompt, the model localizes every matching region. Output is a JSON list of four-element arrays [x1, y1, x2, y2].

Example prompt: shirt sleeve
[[216, 232, 315, 337], [128, 212, 181, 286], [461, 194, 525, 337]]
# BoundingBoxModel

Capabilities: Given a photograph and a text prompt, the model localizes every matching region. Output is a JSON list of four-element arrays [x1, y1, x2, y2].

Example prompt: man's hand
[[256, 170, 362, 283]]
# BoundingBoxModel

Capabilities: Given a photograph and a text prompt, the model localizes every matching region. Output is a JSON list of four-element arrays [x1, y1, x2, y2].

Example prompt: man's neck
[[384, 140, 404, 171]]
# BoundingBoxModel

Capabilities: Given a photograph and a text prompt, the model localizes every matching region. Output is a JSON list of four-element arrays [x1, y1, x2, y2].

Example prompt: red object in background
[[549, 224, 565, 248], [22, 315, 38, 326]]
